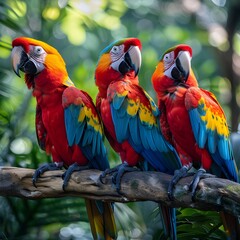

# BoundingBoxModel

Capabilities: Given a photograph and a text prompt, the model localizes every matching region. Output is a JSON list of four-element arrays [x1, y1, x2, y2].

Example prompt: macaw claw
[[62, 163, 90, 191], [100, 162, 140, 194], [168, 165, 194, 200], [189, 169, 215, 201], [33, 162, 62, 187]]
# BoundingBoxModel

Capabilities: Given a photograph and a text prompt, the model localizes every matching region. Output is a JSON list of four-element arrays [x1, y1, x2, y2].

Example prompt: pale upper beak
[[11, 46, 26, 77], [177, 51, 191, 79], [127, 45, 142, 76]]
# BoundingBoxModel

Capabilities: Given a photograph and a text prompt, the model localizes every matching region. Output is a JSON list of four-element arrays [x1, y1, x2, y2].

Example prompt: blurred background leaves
[[0, 0, 240, 239]]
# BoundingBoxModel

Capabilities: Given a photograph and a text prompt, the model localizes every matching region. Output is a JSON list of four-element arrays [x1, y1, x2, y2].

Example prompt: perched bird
[[11, 37, 117, 240], [95, 38, 182, 240], [151, 44, 240, 239]]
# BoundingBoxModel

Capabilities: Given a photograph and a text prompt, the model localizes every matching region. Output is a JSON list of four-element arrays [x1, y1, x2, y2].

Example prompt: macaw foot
[[33, 162, 63, 187], [168, 165, 194, 200], [99, 165, 123, 183], [100, 162, 140, 194], [189, 168, 215, 200], [62, 163, 90, 191], [112, 163, 140, 193]]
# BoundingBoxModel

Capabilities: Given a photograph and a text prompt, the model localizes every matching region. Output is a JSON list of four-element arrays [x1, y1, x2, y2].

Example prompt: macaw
[[151, 44, 240, 239], [95, 38, 182, 240], [11, 37, 117, 240]]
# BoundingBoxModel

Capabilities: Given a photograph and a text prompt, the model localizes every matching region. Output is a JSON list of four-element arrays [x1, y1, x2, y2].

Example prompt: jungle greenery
[[0, 0, 240, 239]]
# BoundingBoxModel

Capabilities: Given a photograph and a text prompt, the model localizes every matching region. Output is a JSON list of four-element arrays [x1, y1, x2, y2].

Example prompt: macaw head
[[11, 37, 73, 89], [152, 44, 197, 94], [95, 38, 142, 91]]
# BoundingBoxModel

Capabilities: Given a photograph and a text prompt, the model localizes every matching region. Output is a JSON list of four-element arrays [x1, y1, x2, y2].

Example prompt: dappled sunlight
[[182, 0, 201, 13], [42, 7, 60, 20], [211, 0, 226, 7], [208, 24, 229, 50], [60, 223, 92, 240], [60, 0, 126, 45], [7, 0, 27, 18], [233, 52, 240, 76], [234, 33, 240, 55], [10, 137, 32, 155]]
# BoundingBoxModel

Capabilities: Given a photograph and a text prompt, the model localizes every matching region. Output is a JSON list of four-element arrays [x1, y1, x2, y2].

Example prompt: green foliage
[[0, 0, 240, 239], [177, 209, 227, 240]]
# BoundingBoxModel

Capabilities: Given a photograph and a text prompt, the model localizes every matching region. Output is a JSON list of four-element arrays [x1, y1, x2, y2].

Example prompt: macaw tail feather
[[221, 212, 240, 240], [85, 199, 117, 240], [159, 204, 177, 240]]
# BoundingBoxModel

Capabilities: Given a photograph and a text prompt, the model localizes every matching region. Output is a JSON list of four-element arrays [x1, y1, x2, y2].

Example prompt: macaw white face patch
[[25, 45, 47, 74], [163, 50, 174, 71], [29, 45, 47, 64], [110, 44, 125, 71], [110, 44, 124, 62]]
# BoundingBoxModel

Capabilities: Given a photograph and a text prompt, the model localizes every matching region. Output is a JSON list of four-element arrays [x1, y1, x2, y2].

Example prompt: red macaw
[[151, 44, 240, 239], [95, 38, 182, 240], [11, 37, 117, 240]]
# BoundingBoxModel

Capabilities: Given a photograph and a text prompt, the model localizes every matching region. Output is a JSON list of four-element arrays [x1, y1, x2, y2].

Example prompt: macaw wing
[[63, 87, 109, 170], [35, 104, 47, 151], [108, 81, 181, 173], [186, 87, 238, 181]]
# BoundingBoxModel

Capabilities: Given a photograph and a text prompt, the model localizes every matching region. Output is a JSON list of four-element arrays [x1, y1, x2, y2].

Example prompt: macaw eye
[[163, 51, 174, 70], [112, 46, 119, 53], [110, 44, 124, 62], [33, 46, 45, 55], [110, 44, 124, 55]]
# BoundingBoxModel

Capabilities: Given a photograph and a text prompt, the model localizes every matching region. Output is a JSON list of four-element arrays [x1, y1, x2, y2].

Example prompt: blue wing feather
[[146, 129, 157, 151], [188, 109, 200, 144], [198, 121, 208, 148], [75, 124, 85, 144], [218, 137, 230, 160], [129, 117, 141, 146], [109, 81, 182, 173], [208, 131, 217, 153], [82, 130, 91, 146], [63, 87, 109, 171], [64, 105, 81, 146], [186, 87, 238, 182], [139, 125, 150, 150], [112, 93, 126, 110]]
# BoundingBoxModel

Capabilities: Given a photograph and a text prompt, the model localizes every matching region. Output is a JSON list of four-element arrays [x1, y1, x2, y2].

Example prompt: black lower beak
[[119, 52, 133, 75], [19, 52, 38, 75], [171, 57, 189, 82], [17, 51, 29, 72]]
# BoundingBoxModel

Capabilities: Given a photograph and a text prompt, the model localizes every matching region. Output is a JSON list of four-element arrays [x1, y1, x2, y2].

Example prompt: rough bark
[[0, 167, 240, 217]]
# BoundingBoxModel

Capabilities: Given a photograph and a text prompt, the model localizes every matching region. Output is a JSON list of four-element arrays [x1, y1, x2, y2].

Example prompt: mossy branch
[[0, 167, 240, 217]]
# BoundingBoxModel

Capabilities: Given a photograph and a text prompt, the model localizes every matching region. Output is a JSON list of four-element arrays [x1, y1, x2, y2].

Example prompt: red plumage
[[152, 44, 240, 239], [95, 38, 181, 240], [11, 37, 117, 240], [95, 38, 143, 167]]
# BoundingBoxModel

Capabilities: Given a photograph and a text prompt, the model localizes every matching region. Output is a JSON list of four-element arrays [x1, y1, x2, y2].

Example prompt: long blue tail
[[159, 204, 177, 240]]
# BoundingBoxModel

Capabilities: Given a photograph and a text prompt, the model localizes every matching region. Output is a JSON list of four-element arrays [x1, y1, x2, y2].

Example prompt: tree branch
[[0, 167, 240, 217]]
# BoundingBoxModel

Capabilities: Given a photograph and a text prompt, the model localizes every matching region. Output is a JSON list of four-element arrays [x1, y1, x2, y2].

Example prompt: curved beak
[[11, 46, 27, 77], [11, 46, 43, 77], [171, 51, 191, 82], [118, 46, 141, 76]]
